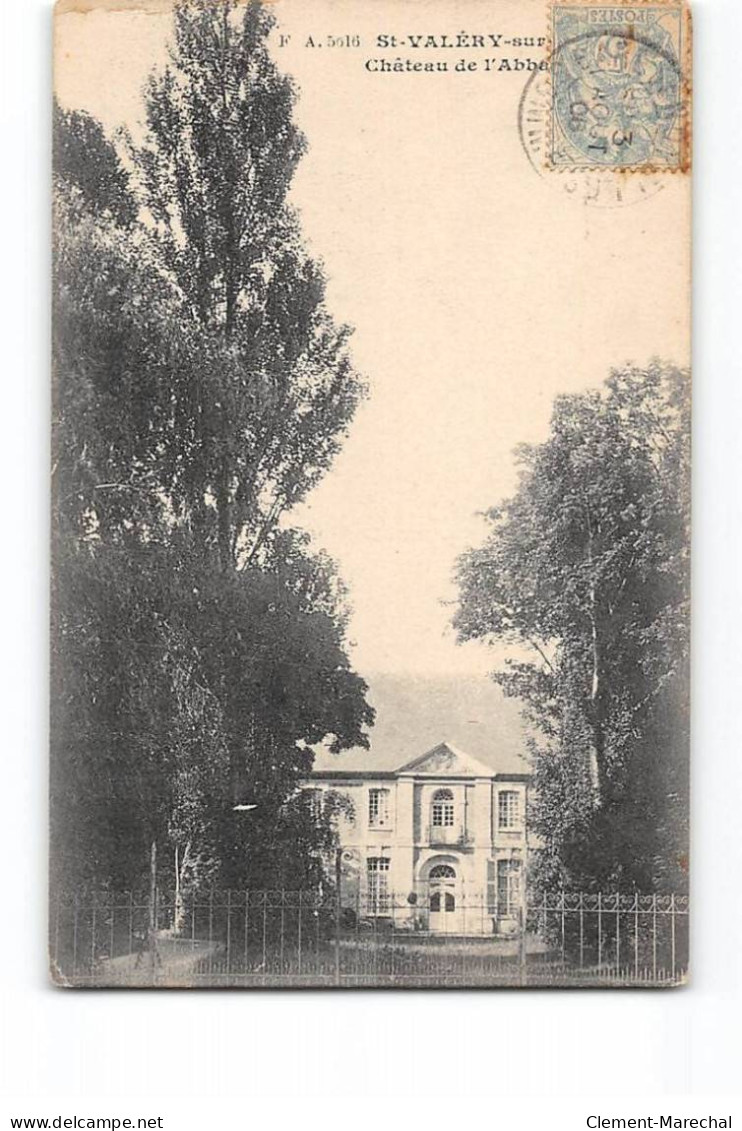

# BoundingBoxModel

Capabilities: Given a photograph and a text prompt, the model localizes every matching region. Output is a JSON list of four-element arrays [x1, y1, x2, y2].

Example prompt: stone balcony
[[426, 825, 475, 848]]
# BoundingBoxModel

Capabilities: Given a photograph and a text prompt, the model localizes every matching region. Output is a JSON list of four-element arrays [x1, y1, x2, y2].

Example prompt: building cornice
[[307, 770, 531, 783]]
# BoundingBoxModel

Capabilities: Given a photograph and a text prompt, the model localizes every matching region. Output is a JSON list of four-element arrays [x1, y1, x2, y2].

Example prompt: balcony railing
[[426, 825, 474, 847]]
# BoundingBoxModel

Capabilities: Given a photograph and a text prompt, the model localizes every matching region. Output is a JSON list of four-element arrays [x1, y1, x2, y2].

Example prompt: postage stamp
[[548, 2, 690, 172]]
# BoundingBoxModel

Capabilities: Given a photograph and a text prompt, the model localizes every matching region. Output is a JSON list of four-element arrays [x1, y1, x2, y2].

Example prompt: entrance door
[[428, 864, 460, 934]]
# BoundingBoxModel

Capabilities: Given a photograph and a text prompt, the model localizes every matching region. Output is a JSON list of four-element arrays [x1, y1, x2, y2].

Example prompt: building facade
[[305, 741, 530, 936]]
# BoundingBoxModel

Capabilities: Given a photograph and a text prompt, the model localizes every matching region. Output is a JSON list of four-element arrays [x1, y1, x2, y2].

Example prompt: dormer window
[[368, 787, 391, 828], [431, 788, 455, 828]]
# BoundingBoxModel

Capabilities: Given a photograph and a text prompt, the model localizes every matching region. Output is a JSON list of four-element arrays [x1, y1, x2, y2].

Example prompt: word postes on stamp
[[548, 2, 690, 172]]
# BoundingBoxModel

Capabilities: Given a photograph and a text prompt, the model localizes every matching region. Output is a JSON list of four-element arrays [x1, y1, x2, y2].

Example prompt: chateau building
[[304, 740, 531, 935]]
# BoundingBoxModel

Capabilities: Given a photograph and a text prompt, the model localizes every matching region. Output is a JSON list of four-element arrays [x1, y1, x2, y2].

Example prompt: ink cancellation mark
[[518, 67, 667, 207], [517, 1, 689, 206], [548, 2, 690, 173]]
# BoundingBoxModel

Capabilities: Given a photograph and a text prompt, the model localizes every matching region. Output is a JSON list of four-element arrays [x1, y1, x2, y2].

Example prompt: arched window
[[431, 788, 454, 828], [429, 864, 456, 880], [429, 865, 456, 913]]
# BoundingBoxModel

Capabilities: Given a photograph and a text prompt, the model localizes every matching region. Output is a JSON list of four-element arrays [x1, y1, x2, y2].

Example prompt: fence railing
[[531, 891, 689, 982], [49, 888, 689, 988]]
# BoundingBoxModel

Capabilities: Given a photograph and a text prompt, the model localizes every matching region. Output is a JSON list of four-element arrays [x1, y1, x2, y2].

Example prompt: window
[[431, 788, 455, 828], [429, 864, 456, 880], [429, 864, 456, 913], [486, 860, 497, 915], [430, 891, 455, 912], [498, 789, 521, 830], [367, 856, 390, 912], [496, 859, 522, 917], [368, 787, 391, 828]]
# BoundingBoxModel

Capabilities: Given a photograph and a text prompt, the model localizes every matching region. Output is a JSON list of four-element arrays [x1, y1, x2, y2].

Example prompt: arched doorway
[[428, 863, 460, 934]]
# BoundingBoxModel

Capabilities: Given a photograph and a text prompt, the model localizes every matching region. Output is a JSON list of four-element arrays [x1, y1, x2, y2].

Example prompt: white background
[[1, 0, 741, 1120]]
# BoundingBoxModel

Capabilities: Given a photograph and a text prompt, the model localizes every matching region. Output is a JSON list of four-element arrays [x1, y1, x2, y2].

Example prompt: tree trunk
[[587, 585, 603, 808], [583, 500, 606, 810], [148, 839, 158, 966], [172, 841, 191, 934]]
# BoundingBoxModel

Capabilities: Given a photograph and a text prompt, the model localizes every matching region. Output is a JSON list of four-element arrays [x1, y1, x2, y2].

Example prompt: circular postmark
[[518, 66, 667, 208], [552, 30, 684, 168], [517, 14, 687, 209]]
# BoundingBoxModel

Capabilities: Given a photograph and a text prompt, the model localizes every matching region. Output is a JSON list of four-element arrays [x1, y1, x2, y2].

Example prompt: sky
[[55, 0, 690, 683]]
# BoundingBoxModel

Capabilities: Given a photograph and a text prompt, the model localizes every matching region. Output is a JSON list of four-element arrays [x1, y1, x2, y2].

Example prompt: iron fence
[[531, 891, 689, 981], [50, 888, 689, 988]]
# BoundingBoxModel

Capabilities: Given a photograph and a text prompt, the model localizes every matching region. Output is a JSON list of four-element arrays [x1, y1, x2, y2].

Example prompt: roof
[[310, 672, 531, 779]]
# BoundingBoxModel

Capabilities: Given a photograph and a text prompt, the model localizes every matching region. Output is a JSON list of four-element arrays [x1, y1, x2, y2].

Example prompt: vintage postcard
[[51, 0, 691, 988]]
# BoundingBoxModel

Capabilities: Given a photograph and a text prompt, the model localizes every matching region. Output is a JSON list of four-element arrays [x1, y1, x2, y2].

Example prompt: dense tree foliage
[[53, 104, 136, 227], [455, 364, 689, 891], [134, 0, 363, 570], [51, 0, 373, 898]]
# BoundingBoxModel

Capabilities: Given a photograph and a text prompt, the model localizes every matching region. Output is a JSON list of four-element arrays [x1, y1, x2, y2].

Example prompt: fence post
[[90, 890, 97, 975], [334, 847, 342, 987], [279, 890, 286, 976], [244, 889, 249, 975], [53, 892, 61, 972], [355, 888, 361, 985], [560, 891, 566, 964], [72, 894, 79, 978], [226, 889, 232, 976], [261, 894, 267, 979], [297, 891, 303, 979], [208, 888, 214, 954], [191, 891, 196, 955], [518, 880, 528, 986], [148, 839, 157, 970]]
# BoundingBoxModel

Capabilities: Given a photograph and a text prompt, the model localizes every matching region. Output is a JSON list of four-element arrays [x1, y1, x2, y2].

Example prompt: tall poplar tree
[[135, 0, 363, 571]]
